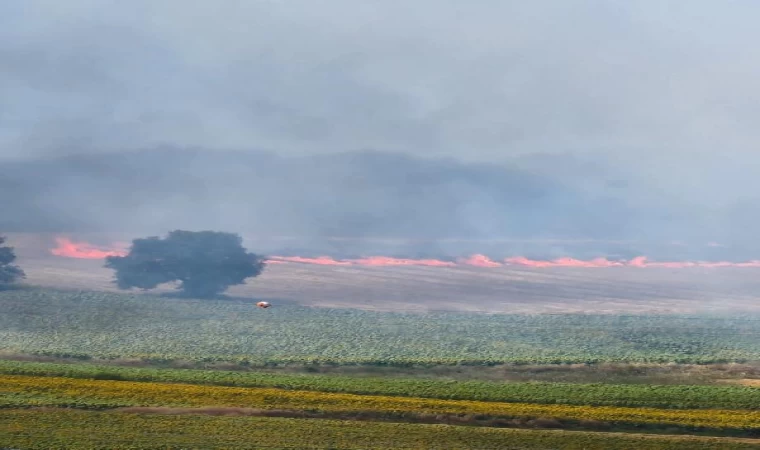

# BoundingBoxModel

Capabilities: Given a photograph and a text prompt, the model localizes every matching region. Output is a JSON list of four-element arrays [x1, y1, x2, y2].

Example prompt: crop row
[[2, 375, 760, 432], [2, 359, 760, 410], [4, 409, 759, 450], [3, 288, 760, 365]]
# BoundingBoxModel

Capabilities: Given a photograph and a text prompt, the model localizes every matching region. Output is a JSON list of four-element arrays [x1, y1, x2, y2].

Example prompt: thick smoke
[[0, 148, 620, 239], [2, 1, 760, 261], [1, 148, 756, 262]]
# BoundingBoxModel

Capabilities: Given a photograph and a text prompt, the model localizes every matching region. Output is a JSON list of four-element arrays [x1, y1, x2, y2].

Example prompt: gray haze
[[2, 1, 760, 259]]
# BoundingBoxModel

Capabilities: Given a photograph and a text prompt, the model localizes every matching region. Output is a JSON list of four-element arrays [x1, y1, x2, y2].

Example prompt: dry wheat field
[[8, 232, 760, 314]]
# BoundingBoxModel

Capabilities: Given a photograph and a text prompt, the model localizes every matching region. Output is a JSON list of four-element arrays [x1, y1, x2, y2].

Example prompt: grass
[[2, 287, 760, 367], [2, 374, 760, 437], [5, 409, 760, 450], [7, 350, 760, 385], [2, 359, 760, 410]]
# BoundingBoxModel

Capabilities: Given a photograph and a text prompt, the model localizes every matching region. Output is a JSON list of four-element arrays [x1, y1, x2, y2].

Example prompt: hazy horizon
[[3, 1, 760, 260]]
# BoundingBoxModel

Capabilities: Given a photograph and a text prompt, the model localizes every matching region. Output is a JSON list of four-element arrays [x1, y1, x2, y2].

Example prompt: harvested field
[[6, 232, 760, 314]]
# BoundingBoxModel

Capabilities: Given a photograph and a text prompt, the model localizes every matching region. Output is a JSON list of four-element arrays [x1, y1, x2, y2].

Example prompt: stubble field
[[8, 232, 760, 315]]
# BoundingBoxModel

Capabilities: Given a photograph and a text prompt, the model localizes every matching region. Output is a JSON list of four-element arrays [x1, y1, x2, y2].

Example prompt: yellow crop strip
[[2, 375, 760, 431]]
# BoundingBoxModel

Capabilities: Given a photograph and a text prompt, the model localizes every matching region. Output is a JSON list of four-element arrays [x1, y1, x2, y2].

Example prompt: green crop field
[[1, 371, 760, 444], [5, 409, 760, 450], [3, 359, 760, 410], [3, 286, 760, 448], [2, 287, 760, 366]]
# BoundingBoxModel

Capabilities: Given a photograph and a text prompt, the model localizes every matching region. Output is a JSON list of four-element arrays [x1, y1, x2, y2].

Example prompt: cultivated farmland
[[3, 234, 760, 448], [2, 288, 760, 366], [5, 409, 760, 450]]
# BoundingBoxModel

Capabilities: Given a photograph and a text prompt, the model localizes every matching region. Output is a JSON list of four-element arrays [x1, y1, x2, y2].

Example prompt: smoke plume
[[3, 1, 760, 262], [1, 148, 758, 263]]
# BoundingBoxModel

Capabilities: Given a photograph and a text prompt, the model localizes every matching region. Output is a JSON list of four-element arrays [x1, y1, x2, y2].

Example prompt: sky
[[2, 1, 760, 255]]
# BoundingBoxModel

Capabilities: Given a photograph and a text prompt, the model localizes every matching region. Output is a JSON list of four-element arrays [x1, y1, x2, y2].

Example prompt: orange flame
[[503, 256, 625, 268], [48, 237, 760, 268], [266, 256, 353, 266], [50, 237, 128, 259], [457, 254, 503, 267], [502, 256, 760, 268], [352, 256, 456, 267]]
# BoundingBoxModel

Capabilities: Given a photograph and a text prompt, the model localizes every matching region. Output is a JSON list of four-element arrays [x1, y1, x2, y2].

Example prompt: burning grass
[[46, 235, 760, 268], [8, 232, 760, 314]]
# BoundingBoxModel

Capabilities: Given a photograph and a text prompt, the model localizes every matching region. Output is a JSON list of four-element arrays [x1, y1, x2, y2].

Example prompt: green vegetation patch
[[2, 288, 760, 366], [3, 374, 760, 436], [2, 409, 759, 449], [2, 359, 760, 410]]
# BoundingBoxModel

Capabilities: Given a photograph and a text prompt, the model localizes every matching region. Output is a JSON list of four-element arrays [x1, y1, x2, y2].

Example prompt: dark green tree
[[104, 230, 266, 298], [0, 235, 26, 288]]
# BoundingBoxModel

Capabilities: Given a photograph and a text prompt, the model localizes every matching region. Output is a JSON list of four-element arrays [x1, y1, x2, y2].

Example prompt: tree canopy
[[104, 230, 266, 298], [0, 235, 25, 287]]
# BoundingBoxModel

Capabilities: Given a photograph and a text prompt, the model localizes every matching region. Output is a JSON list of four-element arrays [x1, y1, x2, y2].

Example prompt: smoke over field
[[3, 1, 760, 314], [2, 148, 760, 265], [3, 1, 760, 264]]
